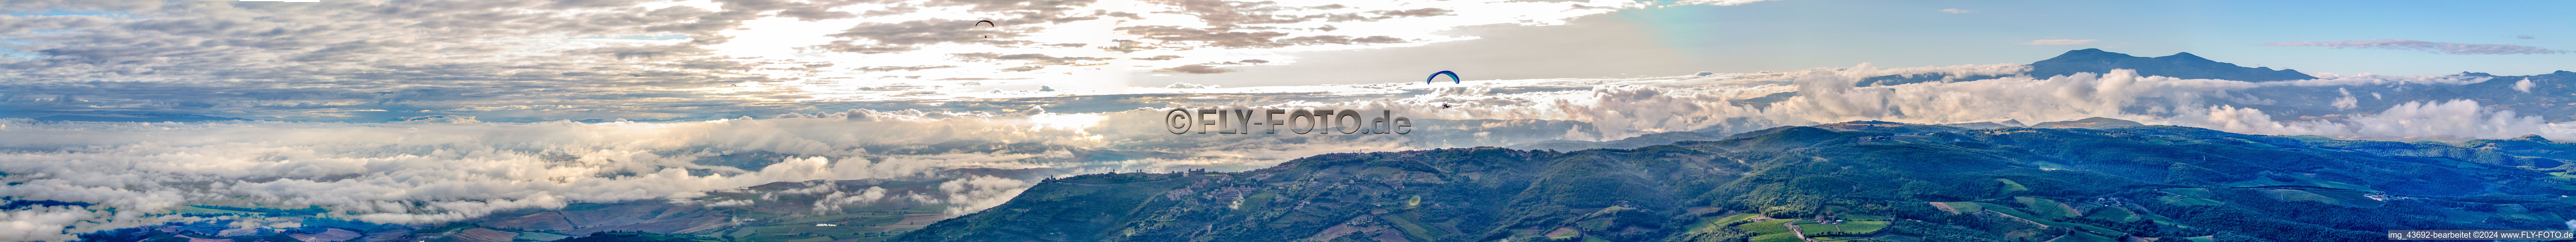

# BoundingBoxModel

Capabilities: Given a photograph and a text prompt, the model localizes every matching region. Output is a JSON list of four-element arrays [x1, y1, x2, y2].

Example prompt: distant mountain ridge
[[1835, 49, 2576, 127], [2027, 48, 2317, 82], [1858, 48, 2317, 86]]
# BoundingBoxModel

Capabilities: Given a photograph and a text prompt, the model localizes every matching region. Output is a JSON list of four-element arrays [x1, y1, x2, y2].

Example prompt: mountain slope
[[1505, 121, 1975, 151], [896, 123, 2576, 242]]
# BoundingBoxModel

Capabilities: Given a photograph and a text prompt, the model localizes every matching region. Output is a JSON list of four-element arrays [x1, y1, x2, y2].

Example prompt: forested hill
[[895, 123, 2576, 242]]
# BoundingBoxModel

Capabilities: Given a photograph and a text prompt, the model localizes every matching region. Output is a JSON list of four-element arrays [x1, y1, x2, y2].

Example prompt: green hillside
[[869, 123, 2576, 242]]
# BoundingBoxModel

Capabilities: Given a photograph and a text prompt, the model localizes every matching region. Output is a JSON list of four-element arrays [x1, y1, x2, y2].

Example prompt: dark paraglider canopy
[[975, 21, 997, 38], [1425, 70, 1460, 84]]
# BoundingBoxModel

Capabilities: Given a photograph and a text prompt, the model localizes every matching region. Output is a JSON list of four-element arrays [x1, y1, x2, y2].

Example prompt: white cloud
[[2263, 39, 2570, 55], [655, 0, 1795, 100], [931, 176, 1035, 215], [2020, 39, 2097, 45], [1939, 8, 1971, 13], [0, 0, 1784, 123], [2331, 88, 2357, 110]]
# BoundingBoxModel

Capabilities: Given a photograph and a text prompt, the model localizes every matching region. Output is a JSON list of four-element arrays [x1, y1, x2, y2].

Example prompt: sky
[[1621, 0, 2575, 77], [1162, 0, 2576, 86], [3, 0, 2575, 240]]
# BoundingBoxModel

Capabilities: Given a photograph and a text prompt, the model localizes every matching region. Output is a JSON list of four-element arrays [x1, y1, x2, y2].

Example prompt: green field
[[2442, 208, 2499, 223], [2159, 196, 2225, 206], [2083, 207, 2140, 222], [2040, 221, 2124, 237], [1738, 220, 1794, 234], [1790, 220, 1823, 236], [2548, 171, 2576, 183], [1714, 213, 1762, 225], [2016, 197, 2078, 219], [1997, 179, 2031, 195], [1386, 211, 1450, 240], [1799, 220, 1887, 236], [1813, 236, 1874, 241], [1577, 218, 1615, 230], [2496, 204, 2565, 221], [2307, 190, 2387, 207], [2159, 188, 2213, 197], [1545, 227, 1581, 240], [2255, 189, 2342, 205], [2045, 232, 2117, 242], [1938, 202, 1983, 214], [1748, 233, 1803, 242], [2223, 174, 2380, 192], [1969, 202, 2042, 220], [1684, 213, 1760, 235]]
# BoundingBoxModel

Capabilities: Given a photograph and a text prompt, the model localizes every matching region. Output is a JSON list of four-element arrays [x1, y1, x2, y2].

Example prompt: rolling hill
[[895, 121, 2576, 242]]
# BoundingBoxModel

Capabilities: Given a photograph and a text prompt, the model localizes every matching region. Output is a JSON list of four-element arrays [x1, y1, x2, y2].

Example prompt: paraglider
[[1425, 70, 1459, 84], [974, 21, 996, 38]]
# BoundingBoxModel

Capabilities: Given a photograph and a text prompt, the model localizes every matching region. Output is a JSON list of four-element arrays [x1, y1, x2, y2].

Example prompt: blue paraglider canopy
[[1426, 71, 1460, 84]]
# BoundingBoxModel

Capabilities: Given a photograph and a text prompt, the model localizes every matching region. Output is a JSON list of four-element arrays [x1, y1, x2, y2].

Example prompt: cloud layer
[[2264, 39, 2570, 55], [0, 0, 1777, 123]]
